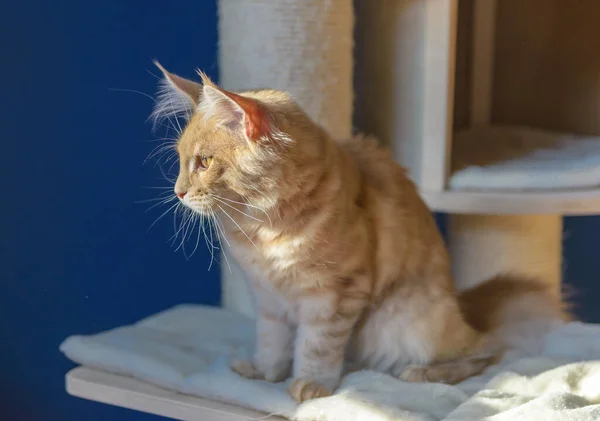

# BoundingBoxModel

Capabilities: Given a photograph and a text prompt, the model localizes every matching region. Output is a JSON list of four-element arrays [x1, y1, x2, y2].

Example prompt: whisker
[[217, 204, 260, 252], [211, 211, 232, 274], [173, 115, 184, 135], [220, 246, 232, 274], [170, 207, 192, 245], [166, 154, 180, 173], [206, 215, 216, 249], [163, 151, 178, 163], [211, 196, 263, 223], [182, 212, 199, 260], [212, 211, 231, 248], [176, 209, 196, 253], [145, 142, 177, 164], [143, 186, 175, 190], [200, 213, 215, 251], [210, 194, 273, 227], [248, 188, 279, 220], [108, 88, 157, 103], [205, 216, 216, 271], [148, 201, 180, 232], [136, 193, 174, 204], [189, 213, 204, 261], [172, 202, 185, 238], [138, 137, 179, 144], [173, 214, 189, 250], [145, 196, 177, 212], [146, 68, 161, 81], [184, 212, 198, 243], [157, 163, 177, 184]]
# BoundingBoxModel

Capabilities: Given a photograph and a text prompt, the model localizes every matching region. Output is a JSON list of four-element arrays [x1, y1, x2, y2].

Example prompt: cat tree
[[223, 0, 600, 315], [66, 0, 600, 419]]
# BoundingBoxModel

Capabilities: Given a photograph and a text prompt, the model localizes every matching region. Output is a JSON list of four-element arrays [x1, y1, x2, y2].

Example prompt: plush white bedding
[[450, 125, 600, 191], [60, 304, 600, 421]]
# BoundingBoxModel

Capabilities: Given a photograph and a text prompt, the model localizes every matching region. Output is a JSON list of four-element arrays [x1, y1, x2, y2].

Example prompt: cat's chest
[[260, 228, 307, 269], [229, 228, 317, 294], [229, 228, 334, 321], [232, 224, 307, 272]]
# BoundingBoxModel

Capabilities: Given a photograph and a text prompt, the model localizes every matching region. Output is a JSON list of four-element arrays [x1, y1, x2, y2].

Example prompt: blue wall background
[[1, 1, 600, 420], [1, 1, 219, 420]]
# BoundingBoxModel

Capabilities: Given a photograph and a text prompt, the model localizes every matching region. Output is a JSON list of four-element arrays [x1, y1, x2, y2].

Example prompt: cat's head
[[151, 62, 320, 217]]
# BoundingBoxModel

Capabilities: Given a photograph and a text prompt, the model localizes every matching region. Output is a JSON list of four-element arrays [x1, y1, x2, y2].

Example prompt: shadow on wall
[[0, 1, 219, 420]]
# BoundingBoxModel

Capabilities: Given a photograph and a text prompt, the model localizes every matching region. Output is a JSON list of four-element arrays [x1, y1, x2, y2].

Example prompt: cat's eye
[[192, 155, 212, 172]]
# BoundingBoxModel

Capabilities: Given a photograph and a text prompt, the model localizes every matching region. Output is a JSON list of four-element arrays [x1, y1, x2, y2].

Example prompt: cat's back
[[338, 135, 449, 288], [338, 135, 424, 210]]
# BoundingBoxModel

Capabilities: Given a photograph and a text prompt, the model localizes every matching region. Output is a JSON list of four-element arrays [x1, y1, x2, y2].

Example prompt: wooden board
[[66, 367, 285, 421], [354, 0, 457, 192], [420, 0, 458, 191], [421, 188, 600, 215]]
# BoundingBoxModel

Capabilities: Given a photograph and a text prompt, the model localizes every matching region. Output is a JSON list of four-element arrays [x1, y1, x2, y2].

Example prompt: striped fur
[[153, 65, 568, 403]]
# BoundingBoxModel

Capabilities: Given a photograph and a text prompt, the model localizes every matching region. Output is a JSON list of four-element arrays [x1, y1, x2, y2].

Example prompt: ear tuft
[[151, 60, 202, 130], [196, 70, 215, 88]]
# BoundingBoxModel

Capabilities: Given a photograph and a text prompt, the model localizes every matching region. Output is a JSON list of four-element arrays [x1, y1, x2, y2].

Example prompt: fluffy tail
[[400, 275, 570, 384], [459, 274, 571, 353]]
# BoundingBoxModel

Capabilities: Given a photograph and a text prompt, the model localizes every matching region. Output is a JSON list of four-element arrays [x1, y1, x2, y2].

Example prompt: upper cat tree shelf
[[357, 0, 600, 217], [421, 186, 600, 216], [421, 125, 600, 215]]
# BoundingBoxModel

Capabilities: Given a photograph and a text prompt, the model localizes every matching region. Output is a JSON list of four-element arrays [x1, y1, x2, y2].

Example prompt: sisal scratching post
[[217, 0, 354, 316], [218, 0, 353, 140]]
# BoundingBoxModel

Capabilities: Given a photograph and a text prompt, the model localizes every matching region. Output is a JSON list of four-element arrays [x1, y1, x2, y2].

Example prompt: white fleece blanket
[[450, 125, 600, 190], [60, 304, 600, 421]]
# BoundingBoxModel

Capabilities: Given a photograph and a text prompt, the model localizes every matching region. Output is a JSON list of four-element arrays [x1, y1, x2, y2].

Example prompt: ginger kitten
[[151, 63, 567, 403]]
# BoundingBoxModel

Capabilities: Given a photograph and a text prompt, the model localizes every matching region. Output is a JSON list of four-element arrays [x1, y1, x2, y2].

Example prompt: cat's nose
[[176, 192, 186, 199]]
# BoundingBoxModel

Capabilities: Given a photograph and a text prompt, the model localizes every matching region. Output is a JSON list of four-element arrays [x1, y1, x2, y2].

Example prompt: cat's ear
[[197, 73, 272, 143], [151, 60, 202, 128]]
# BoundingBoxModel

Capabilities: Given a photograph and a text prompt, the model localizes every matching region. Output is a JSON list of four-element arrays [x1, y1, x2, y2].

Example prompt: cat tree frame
[[66, 0, 600, 419]]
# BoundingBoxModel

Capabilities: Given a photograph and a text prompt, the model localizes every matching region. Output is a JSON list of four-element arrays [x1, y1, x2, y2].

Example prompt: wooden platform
[[66, 367, 285, 421], [421, 188, 600, 215]]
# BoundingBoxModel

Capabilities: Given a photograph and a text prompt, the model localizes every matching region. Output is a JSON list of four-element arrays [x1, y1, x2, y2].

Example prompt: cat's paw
[[399, 364, 431, 383], [230, 359, 265, 380], [287, 378, 333, 403], [399, 363, 462, 384], [400, 356, 495, 384], [230, 358, 290, 383]]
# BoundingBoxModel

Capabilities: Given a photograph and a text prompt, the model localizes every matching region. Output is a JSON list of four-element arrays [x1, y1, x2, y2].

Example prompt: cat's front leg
[[288, 296, 363, 403], [231, 310, 293, 383]]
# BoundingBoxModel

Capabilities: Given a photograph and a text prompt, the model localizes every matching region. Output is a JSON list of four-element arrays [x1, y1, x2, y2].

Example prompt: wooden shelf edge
[[420, 188, 600, 215], [66, 367, 284, 421]]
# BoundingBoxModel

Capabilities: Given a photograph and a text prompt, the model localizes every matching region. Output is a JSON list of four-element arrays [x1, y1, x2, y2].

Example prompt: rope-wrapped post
[[218, 0, 354, 140], [218, 0, 355, 316]]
